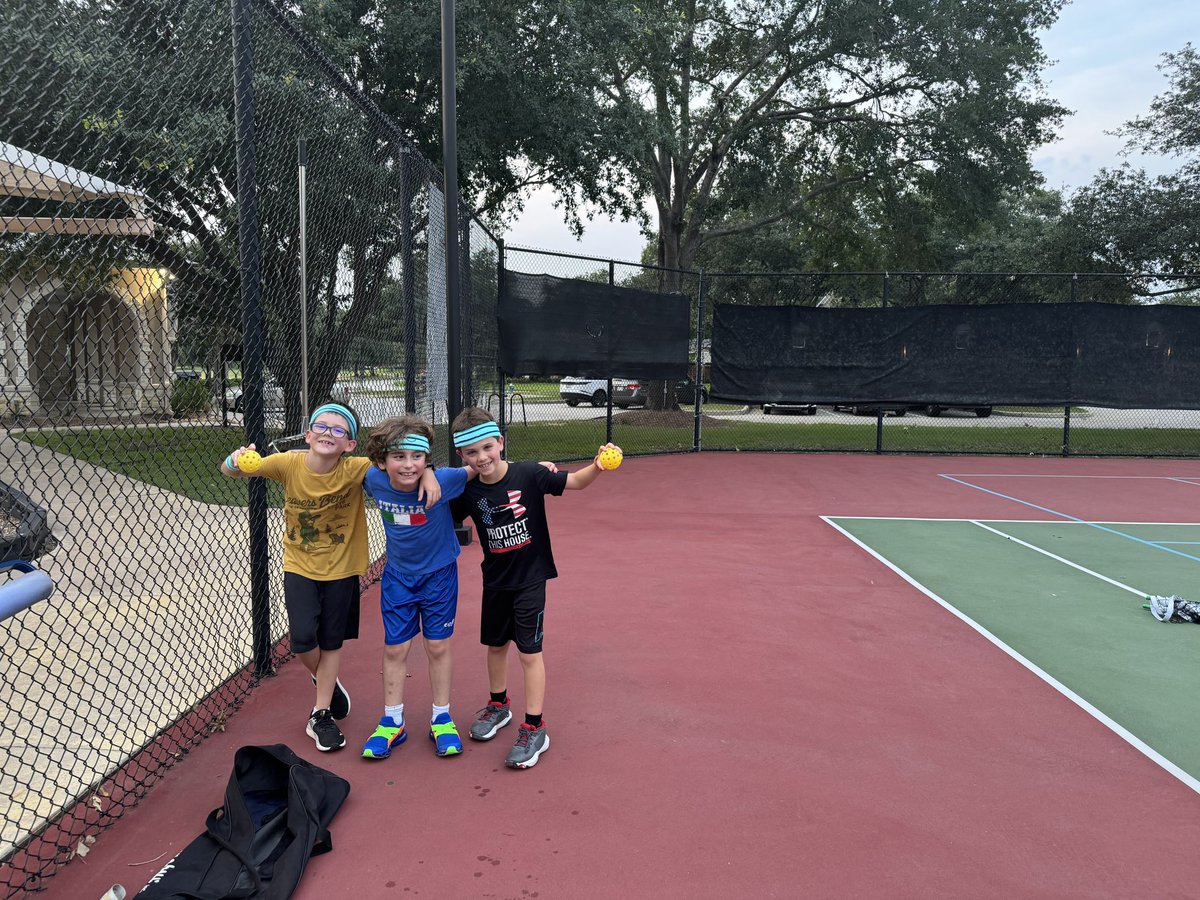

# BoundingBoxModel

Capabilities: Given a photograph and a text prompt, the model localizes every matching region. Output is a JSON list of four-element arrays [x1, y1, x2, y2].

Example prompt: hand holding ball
[[596, 447, 623, 471], [237, 449, 262, 473]]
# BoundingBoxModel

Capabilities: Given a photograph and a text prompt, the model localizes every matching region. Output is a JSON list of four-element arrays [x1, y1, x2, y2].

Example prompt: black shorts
[[480, 582, 546, 654], [283, 572, 361, 653]]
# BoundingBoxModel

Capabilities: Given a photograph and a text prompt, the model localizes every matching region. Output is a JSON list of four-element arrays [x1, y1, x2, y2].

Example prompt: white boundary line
[[821, 515, 1200, 796], [830, 515, 1200, 526], [940, 473, 1200, 479], [968, 520, 1146, 596]]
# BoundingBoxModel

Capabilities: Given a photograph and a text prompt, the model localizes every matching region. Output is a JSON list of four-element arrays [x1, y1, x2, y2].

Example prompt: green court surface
[[827, 516, 1200, 787]]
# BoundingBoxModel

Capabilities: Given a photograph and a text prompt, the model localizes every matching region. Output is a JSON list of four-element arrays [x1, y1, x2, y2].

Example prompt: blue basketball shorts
[[380, 561, 459, 645]]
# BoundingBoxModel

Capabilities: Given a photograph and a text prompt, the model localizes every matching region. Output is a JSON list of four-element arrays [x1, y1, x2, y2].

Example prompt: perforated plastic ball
[[237, 449, 262, 473], [597, 447, 623, 471]]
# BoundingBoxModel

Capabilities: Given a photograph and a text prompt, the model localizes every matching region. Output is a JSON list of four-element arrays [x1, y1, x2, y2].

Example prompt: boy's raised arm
[[564, 444, 622, 490]]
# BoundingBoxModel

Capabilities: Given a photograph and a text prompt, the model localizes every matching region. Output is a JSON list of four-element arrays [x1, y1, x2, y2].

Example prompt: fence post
[[694, 270, 705, 452], [232, 0, 273, 678], [401, 149, 417, 413], [441, 0, 463, 450], [876, 272, 889, 454], [498, 239, 507, 439], [1064, 273, 1077, 457], [606, 260, 615, 445]]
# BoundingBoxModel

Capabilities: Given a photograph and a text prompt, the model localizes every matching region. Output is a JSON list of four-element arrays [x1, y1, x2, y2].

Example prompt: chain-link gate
[[0, 0, 497, 893]]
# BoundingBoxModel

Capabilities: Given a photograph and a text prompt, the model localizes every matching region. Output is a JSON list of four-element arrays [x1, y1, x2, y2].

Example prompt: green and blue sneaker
[[362, 717, 406, 759], [429, 713, 462, 757]]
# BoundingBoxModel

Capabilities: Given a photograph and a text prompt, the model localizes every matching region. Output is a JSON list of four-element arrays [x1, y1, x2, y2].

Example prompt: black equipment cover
[[138, 744, 351, 899], [711, 302, 1200, 408], [499, 270, 690, 379]]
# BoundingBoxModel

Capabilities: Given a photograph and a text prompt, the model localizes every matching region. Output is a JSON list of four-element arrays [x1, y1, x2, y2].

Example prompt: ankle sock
[[490, 691, 508, 705], [431, 702, 450, 722], [524, 713, 542, 728], [385, 704, 404, 726]]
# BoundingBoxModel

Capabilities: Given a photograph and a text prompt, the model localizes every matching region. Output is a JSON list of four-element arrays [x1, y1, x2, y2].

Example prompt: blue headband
[[453, 421, 501, 448], [309, 403, 358, 439], [387, 434, 431, 453]]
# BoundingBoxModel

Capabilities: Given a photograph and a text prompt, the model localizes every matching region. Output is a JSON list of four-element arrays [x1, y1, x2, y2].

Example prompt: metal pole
[[232, 0, 272, 679], [497, 239, 507, 441], [876, 272, 889, 454], [441, 0, 462, 458], [401, 150, 417, 414], [606, 260, 615, 445], [694, 271, 705, 452], [1064, 273, 1077, 457], [297, 137, 309, 421]]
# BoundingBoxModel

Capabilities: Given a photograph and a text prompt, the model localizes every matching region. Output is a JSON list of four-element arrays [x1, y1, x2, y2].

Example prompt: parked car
[[173, 368, 202, 381], [925, 404, 993, 417], [831, 403, 908, 416], [224, 378, 284, 412], [559, 377, 630, 407], [762, 402, 817, 415], [614, 377, 709, 408]]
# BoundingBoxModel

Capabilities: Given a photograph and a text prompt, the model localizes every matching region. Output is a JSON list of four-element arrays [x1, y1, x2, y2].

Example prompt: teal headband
[[309, 403, 358, 439], [453, 421, 501, 448], [387, 434, 431, 453]]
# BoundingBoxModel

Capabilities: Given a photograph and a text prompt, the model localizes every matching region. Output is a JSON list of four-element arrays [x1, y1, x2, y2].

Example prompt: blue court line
[[938, 474, 1200, 565]]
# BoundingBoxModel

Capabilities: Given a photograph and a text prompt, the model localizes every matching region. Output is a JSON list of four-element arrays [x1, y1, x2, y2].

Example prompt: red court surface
[[40, 454, 1200, 899]]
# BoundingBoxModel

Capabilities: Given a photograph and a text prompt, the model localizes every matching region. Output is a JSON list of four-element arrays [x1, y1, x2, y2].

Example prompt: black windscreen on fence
[[712, 302, 1200, 408], [498, 271, 691, 378]]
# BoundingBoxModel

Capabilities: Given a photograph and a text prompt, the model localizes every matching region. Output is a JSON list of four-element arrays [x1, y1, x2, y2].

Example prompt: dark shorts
[[480, 582, 546, 654], [283, 572, 361, 653], [380, 561, 459, 645]]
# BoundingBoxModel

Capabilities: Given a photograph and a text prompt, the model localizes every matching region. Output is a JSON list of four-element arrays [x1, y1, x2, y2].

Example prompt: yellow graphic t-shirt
[[256, 452, 372, 579]]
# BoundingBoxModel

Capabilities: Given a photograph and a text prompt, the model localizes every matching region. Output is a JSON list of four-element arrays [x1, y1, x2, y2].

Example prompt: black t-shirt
[[451, 462, 568, 590]]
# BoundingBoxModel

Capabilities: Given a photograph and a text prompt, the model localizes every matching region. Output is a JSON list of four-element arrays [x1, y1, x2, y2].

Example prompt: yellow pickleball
[[597, 447, 623, 471], [237, 449, 262, 473]]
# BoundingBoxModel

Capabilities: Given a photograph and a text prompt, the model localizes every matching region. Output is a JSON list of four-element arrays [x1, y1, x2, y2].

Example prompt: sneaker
[[312, 675, 352, 720], [469, 700, 512, 741], [429, 713, 463, 757], [306, 708, 346, 752], [504, 722, 549, 769], [362, 718, 407, 759]]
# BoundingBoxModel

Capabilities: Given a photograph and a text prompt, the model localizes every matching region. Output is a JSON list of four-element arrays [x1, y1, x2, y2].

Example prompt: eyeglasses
[[310, 422, 349, 438]]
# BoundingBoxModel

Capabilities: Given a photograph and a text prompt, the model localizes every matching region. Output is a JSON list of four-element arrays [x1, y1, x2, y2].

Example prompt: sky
[[503, 0, 1200, 264]]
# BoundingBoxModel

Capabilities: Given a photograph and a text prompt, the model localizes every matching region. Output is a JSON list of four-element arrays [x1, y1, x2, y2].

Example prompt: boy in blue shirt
[[360, 415, 471, 758]]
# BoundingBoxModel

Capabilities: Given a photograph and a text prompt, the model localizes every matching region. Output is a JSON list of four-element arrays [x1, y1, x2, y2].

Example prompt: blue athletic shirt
[[364, 466, 469, 576]]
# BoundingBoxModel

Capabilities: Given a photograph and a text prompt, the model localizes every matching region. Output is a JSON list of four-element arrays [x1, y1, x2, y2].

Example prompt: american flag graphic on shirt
[[478, 490, 525, 525]]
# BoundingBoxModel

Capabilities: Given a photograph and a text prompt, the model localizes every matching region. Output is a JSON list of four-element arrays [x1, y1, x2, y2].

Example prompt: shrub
[[171, 378, 211, 418]]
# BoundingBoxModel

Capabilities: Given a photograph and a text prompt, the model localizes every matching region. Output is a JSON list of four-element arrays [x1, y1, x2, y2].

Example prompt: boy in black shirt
[[449, 407, 620, 769]]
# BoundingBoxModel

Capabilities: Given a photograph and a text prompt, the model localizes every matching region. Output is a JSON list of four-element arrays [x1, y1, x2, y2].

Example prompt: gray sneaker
[[504, 722, 549, 769], [470, 701, 513, 741]]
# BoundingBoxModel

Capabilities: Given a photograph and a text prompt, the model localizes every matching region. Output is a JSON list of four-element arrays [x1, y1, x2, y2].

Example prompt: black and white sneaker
[[307, 708, 346, 752], [312, 675, 351, 720]]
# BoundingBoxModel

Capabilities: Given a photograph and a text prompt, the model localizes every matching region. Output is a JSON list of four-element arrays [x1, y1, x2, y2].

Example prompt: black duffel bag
[[138, 744, 351, 899]]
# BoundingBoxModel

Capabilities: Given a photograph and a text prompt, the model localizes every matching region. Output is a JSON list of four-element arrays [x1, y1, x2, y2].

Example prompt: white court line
[[822, 515, 1200, 796], [940, 473, 1200, 479], [830, 515, 1200, 527], [969, 520, 1146, 597]]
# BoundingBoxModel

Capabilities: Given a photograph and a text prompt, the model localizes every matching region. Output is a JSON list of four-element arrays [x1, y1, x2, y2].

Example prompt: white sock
[[385, 704, 404, 726], [431, 702, 450, 722]]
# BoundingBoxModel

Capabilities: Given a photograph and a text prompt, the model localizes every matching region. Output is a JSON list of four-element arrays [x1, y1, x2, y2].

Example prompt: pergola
[[0, 141, 154, 236]]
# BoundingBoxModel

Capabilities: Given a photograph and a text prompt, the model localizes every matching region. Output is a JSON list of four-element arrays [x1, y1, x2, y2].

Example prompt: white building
[[1, 142, 174, 420]]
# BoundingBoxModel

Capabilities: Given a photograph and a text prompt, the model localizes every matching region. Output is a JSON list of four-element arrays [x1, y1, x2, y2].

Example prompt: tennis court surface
[[42, 454, 1200, 898]]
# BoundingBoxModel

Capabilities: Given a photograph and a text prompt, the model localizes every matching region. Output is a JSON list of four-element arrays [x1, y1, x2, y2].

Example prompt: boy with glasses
[[222, 401, 439, 752]]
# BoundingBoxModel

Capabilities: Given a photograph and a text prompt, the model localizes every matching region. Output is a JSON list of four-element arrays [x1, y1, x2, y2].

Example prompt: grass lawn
[[15, 419, 1196, 505]]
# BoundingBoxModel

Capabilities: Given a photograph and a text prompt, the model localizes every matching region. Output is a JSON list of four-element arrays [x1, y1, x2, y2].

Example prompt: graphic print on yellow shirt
[[256, 451, 371, 579]]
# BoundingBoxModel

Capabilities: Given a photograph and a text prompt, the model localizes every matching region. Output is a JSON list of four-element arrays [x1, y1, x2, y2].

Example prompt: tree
[[1069, 44, 1200, 277], [560, 0, 1068, 405]]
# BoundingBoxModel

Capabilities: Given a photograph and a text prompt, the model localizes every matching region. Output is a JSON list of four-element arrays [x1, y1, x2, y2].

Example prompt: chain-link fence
[[502, 248, 1200, 460], [5, 1, 1200, 896], [0, 0, 497, 894]]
